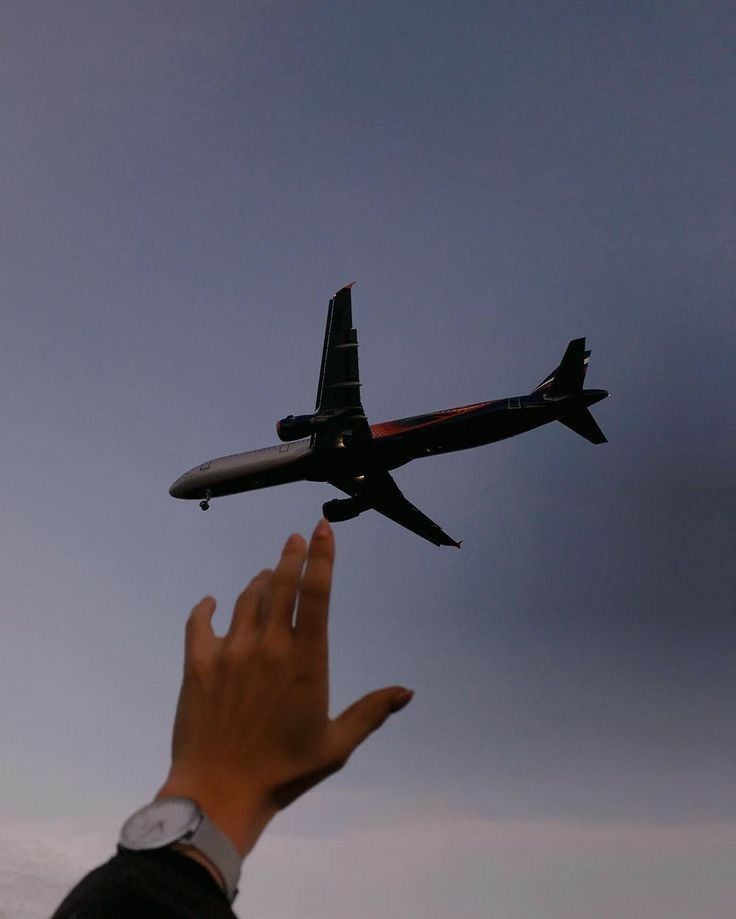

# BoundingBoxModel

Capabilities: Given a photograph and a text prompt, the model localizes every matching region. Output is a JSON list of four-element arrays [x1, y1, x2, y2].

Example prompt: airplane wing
[[329, 471, 462, 548], [312, 284, 367, 449]]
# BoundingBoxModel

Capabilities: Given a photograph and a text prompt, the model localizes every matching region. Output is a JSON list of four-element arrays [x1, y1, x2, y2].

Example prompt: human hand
[[157, 519, 413, 857]]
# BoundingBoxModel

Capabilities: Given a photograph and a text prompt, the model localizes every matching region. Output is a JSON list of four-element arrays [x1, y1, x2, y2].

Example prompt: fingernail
[[315, 518, 331, 539], [284, 533, 304, 551], [390, 690, 414, 713]]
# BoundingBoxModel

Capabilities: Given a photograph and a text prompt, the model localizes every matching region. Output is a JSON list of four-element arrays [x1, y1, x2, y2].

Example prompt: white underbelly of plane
[[169, 439, 312, 498], [211, 439, 311, 480]]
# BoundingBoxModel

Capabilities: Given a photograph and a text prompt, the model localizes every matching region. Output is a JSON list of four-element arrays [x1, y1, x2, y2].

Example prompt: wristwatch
[[119, 797, 241, 903]]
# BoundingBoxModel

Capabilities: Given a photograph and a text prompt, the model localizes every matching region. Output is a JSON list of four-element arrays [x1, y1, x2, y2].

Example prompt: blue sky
[[1, 3, 734, 917]]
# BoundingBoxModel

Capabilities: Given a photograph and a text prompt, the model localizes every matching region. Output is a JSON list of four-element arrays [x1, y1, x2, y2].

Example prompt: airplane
[[169, 284, 609, 547]]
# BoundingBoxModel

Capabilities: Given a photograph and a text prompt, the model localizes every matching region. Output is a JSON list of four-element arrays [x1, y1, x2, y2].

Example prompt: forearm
[[53, 782, 267, 917], [51, 847, 237, 918]]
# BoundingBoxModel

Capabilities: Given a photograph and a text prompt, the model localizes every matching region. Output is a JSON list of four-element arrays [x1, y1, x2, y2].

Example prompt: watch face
[[120, 797, 201, 850]]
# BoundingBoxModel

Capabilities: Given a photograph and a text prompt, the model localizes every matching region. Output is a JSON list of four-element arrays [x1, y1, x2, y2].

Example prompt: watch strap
[[185, 813, 241, 903]]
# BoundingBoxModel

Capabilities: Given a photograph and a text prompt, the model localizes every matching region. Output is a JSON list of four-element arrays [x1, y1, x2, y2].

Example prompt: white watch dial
[[120, 797, 201, 850]]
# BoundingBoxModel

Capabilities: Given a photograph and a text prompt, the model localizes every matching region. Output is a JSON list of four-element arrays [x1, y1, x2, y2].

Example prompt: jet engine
[[276, 413, 345, 442], [322, 498, 363, 522], [276, 414, 316, 442]]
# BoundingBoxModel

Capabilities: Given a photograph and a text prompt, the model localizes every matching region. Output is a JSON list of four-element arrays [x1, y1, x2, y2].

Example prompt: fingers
[[295, 519, 334, 646], [185, 595, 217, 663], [331, 686, 414, 761], [227, 569, 273, 642], [260, 533, 308, 635], [212, 519, 333, 653]]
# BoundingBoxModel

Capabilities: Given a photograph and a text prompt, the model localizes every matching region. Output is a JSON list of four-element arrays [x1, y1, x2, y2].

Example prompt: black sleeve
[[51, 847, 238, 919]]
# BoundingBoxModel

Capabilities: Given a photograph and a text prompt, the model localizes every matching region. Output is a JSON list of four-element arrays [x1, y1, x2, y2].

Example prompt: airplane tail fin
[[532, 338, 608, 444], [531, 338, 590, 399], [559, 407, 607, 444]]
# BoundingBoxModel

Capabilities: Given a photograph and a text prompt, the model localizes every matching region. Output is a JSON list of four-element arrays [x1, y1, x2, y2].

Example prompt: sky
[[1, 1, 734, 917]]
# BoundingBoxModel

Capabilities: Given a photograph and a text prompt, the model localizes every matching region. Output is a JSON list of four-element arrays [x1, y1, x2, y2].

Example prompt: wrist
[[156, 776, 277, 858]]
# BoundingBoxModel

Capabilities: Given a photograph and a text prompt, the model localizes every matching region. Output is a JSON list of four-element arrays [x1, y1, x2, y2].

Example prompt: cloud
[[0, 825, 113, 919], [3, 806, 734, 919], [244, 813, 736, 919]]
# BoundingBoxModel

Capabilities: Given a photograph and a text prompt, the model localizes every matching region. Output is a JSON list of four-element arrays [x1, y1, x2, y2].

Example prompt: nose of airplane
[[169, 476, 188, 498]]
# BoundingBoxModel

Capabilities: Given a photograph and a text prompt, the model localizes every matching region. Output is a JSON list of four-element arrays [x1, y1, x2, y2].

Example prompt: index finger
[[185, 595, 217, 664], [295, 518, 334, 646]]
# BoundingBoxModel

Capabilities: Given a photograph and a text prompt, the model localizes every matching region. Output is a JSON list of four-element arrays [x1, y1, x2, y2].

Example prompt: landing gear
[[199, 490, 212, 511]]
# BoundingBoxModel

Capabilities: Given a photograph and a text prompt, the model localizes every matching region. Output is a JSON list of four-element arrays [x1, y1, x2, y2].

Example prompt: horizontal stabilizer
[[559, 408, 607, 444]]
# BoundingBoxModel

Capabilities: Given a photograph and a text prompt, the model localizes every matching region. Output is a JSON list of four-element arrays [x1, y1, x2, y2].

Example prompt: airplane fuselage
[[169, 388, 608, 503]]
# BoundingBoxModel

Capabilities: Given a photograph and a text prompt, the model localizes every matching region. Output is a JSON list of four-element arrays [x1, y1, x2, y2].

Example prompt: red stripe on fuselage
[[369, 400, 496, 439]]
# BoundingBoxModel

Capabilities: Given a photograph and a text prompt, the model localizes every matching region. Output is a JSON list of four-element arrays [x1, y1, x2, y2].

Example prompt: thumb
[[332, 686, 414, 759]]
